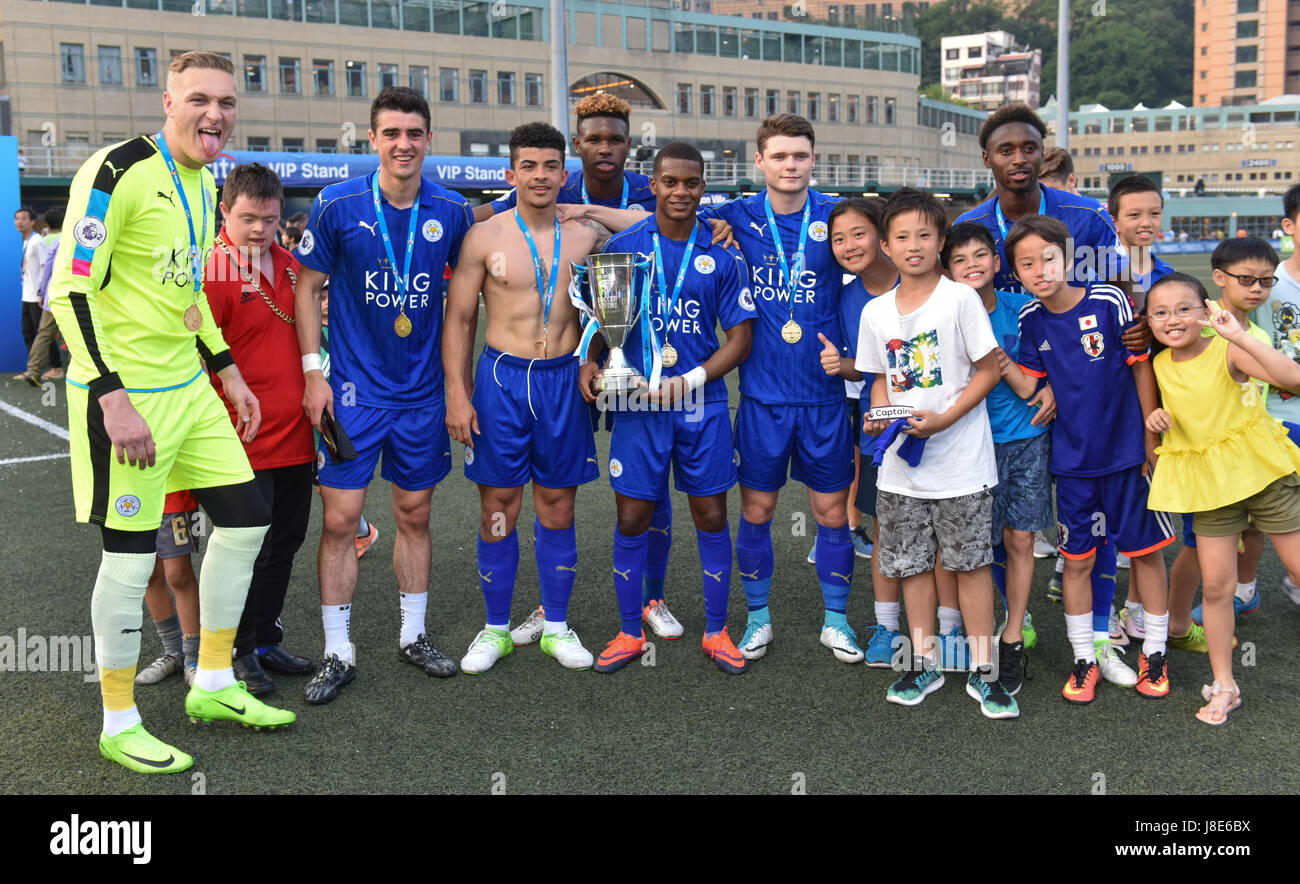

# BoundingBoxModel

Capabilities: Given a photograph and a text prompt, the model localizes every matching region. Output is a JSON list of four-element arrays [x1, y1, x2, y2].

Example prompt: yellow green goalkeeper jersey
[[48, 135, 233, 398]]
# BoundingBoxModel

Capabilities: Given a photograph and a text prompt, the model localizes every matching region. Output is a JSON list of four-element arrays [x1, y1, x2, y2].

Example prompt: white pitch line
[[0, 397, 70, 441], [0, 452, 70, 466]]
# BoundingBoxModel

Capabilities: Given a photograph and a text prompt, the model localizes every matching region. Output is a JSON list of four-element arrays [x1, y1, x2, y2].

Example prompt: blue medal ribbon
[[153, 131, 209, 295], [370, 173, 421, 320], [582, 175, 629, 210], [514, 210, 561, 350], [763, 192, 811, 320], [637, 253, 661, 392], [994, 187, 1047, 239], [651, 219, 700, 358]]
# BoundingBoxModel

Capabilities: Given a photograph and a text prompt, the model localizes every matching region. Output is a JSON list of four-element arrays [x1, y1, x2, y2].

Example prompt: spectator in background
[[1039, 146, 1078, 194], [281, 225, 302, 252], [24, 207, 66, 381], [12, 207, 49, 385]]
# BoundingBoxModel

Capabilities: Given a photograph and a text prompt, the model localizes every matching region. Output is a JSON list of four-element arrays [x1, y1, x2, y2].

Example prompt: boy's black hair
[[1283, 184, 1300, 223], [978, 102, 1047, 150], [828, 196, 884, 235], [1004, 214, 1070, 265], [509, 121, 567, 165], [1210, 236, 1279, 272], [1107, 175, 1163, 218], [880, 187, 947, 239], [652, 141, 704, 176], [941, 221, 998, 269], [370, 86, 431, 132], [44, 207, 65, 230], [1148, 271, 1209, 305]]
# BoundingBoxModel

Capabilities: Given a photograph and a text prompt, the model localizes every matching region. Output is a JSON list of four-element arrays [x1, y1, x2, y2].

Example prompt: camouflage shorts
[[876, 489, 994, 579]]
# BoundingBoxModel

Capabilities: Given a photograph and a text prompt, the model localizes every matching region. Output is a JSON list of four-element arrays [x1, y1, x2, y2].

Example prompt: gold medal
[[781, 319, 803, 344], [394, 312, 412, 338], [183, 304, 203, 331], [661, 343, 678, 368]]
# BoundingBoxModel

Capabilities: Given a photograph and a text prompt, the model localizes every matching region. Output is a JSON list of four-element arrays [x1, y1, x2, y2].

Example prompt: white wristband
[[683, 366, 707, 392], [301, 353, 323, 374]]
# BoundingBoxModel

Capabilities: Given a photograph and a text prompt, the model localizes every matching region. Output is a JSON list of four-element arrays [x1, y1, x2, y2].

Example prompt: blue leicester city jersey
[[493, 169, 656, 215], [297, 172, 472, 409], [604, 216, 754, 403], [1016, 283, 1147, 476], [985, 289, 1048, 444], [955, 184, 1123, 296], [700, 190, 844, 405]]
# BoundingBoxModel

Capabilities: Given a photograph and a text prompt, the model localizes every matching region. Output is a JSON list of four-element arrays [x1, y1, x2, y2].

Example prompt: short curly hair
[[979, 102, 1047, 150], [575, 92, 631, 129]]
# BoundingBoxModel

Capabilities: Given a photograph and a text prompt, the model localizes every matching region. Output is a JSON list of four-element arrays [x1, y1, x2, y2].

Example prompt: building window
[[828, 93, 839, 123], [885, 96, 896, 125], [469, 69, 487, 103], [1236, 69, 1258, 88], [244, 55, 265, 93], [968, 46, 981, 58], [440, 68, 459, 102], [525, 73, 543, 107], [677, 83, 692, 114], [1237, 20, 1258, 39], [410, 65, 429, 97], [766, 89, 779, 116], [723, 86, 737, 117], [807, 92, 819, 121], [346, 61, 366, 98], [745, 88, 759, 118], [1236, 45, 1258, 64], [865, 95, 877, 124], [313, 59, 334, 96], [1238, 0, 1258, 10], [61, 44, 85, 83], [283, 137, 304, 153], [317, 138, 338, 153], [700, 85, 715, 115], [279, 57, 299, 94], [845, 5, 856, 23], [379, 63, 398, 91], [847, 94, 859, 123], [787, 90, 800, 115], [247, 136, 271, 151], [136, 48, 158, 87], [498, 71, 516, 105], [98, 46, 122, 86], [946, 48, 959, 59]]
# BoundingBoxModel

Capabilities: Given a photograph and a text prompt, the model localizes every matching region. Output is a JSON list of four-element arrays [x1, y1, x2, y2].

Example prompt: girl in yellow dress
[[1145, 272, 1300, 724]]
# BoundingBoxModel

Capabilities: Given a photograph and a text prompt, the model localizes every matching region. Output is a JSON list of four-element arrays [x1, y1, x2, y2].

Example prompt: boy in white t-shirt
[[856, 187, 1017, 719]]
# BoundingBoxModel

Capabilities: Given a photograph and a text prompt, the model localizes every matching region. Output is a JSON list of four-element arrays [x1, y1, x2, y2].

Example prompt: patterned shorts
[[877, 488, 994, 579], [991, 433, 1052, 546]]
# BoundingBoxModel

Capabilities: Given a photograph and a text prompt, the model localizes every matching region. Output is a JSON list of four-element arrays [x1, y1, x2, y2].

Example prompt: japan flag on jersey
[[1078, 314, 1099, 331]]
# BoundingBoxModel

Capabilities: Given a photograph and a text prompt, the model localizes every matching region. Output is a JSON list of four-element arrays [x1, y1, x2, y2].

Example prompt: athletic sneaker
[[1282, 575, 1300, 606], [1135, 651, 1170, 698], [886, 667, 945, 706], [1095, 641, 1138, 687], [1108, 606, 1130, 648], [851, 527, 873, 559], [99, 723, 193, 774], [997, 638, 1026, 695], [939, 626, 970, 672], [820, 623, 865, 664], [303, 652, 356, 705], [864, 623, 903, 667], [540, 629, 593, 670], [738, 620, 773, 660], [400, 634, 458, 677], [1190, 591, 1261, 626], [642, 599, 684, 640], [1116, 553, 1131, 569], [183, 662, 197, 687], [355, 523, 379, 559], [1119, 605, 1146, 641], [966, 670, 1020, 719], [135, 651, 182, 685], [1033, 531, 1057, 558], [510, 606, 545, 646], [702, 629, 747, 674], [1062, 659, 1101, 704], [594, 631, 647, 673], [185, 681, 296, 729], [1022, 611, 1038, 649], [1170, 622, 1238, 652], [461, 628, 512, 674], [1047, 569, 1062, 603]]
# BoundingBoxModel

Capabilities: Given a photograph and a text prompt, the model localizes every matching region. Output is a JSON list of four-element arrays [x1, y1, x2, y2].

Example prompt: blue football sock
[[1091, 540, 1118, 634], [736, 517, 774, 613], [534, 518, 577, 626], [478, 530, 519, 628], [643, 496, 672, 605], [815, 524, 854, 616], [613, 527, 648, 638], [991, 541, 1008, 607], [696, 524, 731, 634]]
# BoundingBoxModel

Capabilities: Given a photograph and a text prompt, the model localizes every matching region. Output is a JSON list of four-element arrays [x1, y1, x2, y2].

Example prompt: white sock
[[1055, 554, 1065, 576], [1023, 611, 1032, 626], [543, 619, 567, 635], [399, 592, 427, 647], [1093, 629, 1110, 645], [1235, 580, 1257, 603], [322, 604, 352, 660], [103, 705, 142, 737], [875, 601, 901, 632], [487, 620, 509, 631], [1066, 613, 1095, 663], [357, 514, 370, 538], [938, 605, 963, 635], [1142, 611, 1169, 656], [195, 667, 235, 692]]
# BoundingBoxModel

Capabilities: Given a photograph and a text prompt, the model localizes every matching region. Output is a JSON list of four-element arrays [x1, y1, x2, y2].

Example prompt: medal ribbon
[[582, 175, 629, 210], [652, 219, 700, 357], [514, 210, 562, 341], [371, 173, 421, 319], [636, 253, 662, 392], [154, 131, 209, 295], [994, 187, 1047, 239], [763, 192, 811, 322]]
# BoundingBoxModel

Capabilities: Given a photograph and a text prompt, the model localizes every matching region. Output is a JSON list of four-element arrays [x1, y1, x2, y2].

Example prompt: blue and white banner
[[209, 151, 582, 190]]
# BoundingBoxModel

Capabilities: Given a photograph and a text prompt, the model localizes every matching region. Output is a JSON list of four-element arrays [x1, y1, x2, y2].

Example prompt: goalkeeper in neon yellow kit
[[48, 51, 295, 774]]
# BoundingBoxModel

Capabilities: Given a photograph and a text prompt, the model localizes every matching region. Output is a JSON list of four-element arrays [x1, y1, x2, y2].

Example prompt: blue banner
[[209, 151, 582, 190]]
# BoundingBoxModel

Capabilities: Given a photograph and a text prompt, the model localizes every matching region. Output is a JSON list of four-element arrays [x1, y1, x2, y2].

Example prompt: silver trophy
[[570, 252, 655, 399]]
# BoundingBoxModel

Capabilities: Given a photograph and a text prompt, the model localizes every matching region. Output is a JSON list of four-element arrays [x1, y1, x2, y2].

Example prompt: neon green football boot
[[99, 723, 194, 774], [185, 681, 296, 729]]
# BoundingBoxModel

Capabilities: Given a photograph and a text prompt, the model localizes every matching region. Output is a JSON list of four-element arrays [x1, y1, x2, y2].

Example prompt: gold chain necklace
[[216, 238, 296, 326]]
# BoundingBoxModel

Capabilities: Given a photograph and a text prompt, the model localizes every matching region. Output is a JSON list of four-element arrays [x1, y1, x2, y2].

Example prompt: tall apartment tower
[[1193, 0, 1296, 106]]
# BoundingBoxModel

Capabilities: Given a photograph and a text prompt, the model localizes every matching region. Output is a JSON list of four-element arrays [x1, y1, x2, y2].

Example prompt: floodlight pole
[[552, 0, 570, 148], [1057, 0, 1069, 148]]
